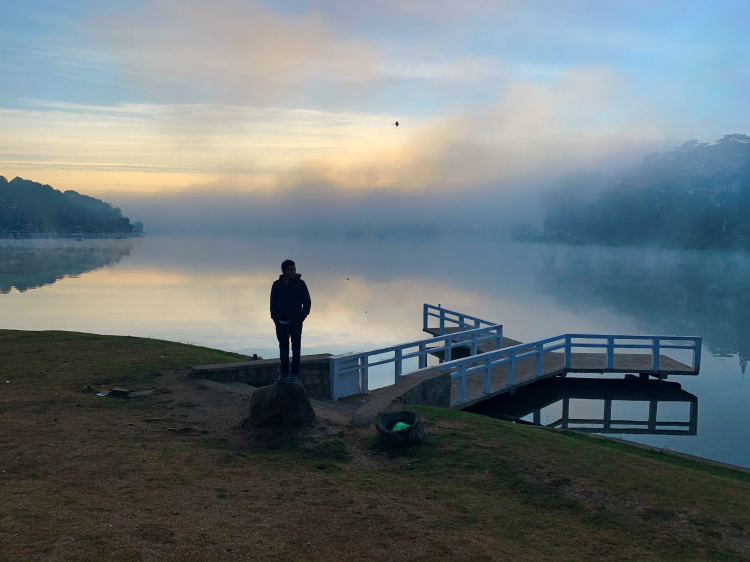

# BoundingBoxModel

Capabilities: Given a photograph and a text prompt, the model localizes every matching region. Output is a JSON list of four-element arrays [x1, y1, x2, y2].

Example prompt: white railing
[[423, 303, 497, 336], [437, 334, 702, 404], [329, 324, 503, 400]]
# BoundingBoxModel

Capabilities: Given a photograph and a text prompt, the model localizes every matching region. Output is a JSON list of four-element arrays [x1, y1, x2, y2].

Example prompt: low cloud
[[113, 181, 543, 238], [2, 66, 672, 196], [276, 66, 676, 193], [109, 66, 679, 237], [1, 66, 704, 236]]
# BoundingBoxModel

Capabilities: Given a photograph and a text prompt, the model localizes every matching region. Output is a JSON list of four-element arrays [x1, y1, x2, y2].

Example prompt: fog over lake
[[1, 237, 748, 468]]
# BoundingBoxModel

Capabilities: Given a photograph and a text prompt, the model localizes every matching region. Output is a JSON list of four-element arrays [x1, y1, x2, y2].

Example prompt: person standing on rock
[[270, 260, 311, 385]]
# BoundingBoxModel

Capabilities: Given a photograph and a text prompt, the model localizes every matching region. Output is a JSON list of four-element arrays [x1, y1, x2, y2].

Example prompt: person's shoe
[[286, 374, 298, 385], [276, 374, 289, 384]]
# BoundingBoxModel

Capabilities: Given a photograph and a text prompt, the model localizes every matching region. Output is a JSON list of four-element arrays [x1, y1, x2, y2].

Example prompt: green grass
[[0, 329, 248, 391], [1, 329, 749, 562]]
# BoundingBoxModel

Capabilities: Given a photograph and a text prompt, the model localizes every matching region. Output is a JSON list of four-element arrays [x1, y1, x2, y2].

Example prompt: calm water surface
[[1, 237, 748, 467]]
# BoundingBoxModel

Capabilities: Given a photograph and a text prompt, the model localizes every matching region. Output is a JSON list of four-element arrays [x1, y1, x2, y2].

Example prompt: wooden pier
[[423, 327, 694, 409], [329, 304, 701, 410]]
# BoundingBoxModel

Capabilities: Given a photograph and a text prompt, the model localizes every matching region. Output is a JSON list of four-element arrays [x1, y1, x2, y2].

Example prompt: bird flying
[[394, 121, 399, 127]]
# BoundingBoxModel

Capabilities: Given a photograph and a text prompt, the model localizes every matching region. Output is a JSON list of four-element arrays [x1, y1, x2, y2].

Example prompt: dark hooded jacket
[[270, 274, 311, 323]]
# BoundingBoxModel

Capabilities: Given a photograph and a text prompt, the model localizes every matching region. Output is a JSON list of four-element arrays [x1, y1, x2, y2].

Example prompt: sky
[[1, 0, 749, 234]]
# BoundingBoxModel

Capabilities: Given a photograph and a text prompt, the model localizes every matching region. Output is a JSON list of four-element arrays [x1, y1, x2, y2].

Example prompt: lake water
[[1, 236, 748, 468]]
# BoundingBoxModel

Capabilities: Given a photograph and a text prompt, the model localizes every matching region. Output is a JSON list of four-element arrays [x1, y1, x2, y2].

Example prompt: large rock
[[246, 383, 316, 429]]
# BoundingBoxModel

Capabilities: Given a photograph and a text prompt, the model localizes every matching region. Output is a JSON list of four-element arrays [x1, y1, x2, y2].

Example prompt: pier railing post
[[483, 357, 492, 394], [652, 338, 660, 372], [458, 364, 467, 404], [535, 343, 543, 377], [423, 303, 429, 332], [418, 343, 427, 369], [445, 338, 452, 362], [506, 350, 516, 388], [564, 336, 572, 370], [360, 356, 369, 395], [439, 310, 445, 335], [395, 348, 403, 382], [459, 315, 466, 332], [606, 337, 614, 370]]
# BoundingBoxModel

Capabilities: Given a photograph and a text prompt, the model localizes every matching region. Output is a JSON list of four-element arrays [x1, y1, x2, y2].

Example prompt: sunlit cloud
[[0, 100, 413, 194], [277, 66, 674, 193], [0, 66, 680, 204]]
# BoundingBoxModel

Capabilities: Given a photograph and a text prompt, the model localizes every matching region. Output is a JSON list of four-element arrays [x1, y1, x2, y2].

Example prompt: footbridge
[[330, 304, 701, 409]]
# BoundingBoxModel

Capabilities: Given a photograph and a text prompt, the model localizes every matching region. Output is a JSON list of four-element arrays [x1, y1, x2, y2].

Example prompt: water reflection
[[0, 240, 134, 293], [467, 377, 698, 436], [536, 246, 750, 369]]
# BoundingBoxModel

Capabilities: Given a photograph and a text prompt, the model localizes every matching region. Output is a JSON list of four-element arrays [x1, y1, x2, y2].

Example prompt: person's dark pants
[[275, 320, 302, 376]]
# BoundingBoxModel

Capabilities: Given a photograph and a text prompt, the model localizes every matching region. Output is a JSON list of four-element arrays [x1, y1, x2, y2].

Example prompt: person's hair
[[281, 259, 295, 271]]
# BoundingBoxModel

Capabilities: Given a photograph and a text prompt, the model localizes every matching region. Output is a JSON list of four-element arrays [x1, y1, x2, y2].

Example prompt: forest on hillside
[[534, 134, 750, 248], [0, 176, 138, 234]]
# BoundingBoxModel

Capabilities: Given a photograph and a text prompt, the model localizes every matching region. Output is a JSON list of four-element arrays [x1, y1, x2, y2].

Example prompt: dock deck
[[325, 303, 700, 409], [424, 327, 695, 409]]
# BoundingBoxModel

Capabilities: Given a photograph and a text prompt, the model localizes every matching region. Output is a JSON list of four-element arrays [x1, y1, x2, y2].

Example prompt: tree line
[[535, 134, 750, 248], [0, 176, 140, 234]]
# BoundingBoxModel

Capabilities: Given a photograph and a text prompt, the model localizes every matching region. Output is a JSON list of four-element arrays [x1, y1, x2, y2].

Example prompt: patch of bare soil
[[341, 425, 416, 470], [136, 370, 353, 449], [164, 373, 421, 469]]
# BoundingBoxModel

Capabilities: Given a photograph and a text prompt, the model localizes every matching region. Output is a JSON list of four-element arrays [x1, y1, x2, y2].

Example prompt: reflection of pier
[[467, 377, 698, 436]]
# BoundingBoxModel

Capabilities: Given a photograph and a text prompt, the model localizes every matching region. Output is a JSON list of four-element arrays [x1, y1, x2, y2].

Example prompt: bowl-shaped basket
[[375, 410, 425, 445]]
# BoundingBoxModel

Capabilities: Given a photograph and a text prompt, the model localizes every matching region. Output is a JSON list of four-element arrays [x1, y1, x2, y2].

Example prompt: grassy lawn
[[1, 329, 749, 561]]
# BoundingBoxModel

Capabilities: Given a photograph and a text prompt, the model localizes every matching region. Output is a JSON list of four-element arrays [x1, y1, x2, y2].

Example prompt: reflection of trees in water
[[538, 247, 750, 372], [0, 240, 134, 294]]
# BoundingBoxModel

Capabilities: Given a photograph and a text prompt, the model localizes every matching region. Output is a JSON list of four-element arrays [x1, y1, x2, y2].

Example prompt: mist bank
[[115, 182, 544, 239], [533, 134, 750, 249]]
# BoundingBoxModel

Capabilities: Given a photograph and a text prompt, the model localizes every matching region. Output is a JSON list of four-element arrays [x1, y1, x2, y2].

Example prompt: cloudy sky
[[1, 0, 748, 233]]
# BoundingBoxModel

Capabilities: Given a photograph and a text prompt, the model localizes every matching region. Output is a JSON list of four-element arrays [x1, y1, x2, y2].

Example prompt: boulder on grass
[[246, 383, 316, 429], [375, 410, 425, 445]]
